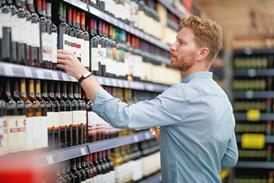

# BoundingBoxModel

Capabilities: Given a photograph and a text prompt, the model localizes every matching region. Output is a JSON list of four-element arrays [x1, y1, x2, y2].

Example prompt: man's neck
[[181, 65, 209, 80]]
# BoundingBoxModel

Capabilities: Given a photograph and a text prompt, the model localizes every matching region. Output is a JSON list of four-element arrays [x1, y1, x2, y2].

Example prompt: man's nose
[[170, 42, 177, 52]]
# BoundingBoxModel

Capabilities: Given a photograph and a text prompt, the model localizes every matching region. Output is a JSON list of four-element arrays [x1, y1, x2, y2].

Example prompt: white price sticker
[[247, 69, 256, 77], [37, 70, 45, 79], [4, 65, 13, 76], [24, 67, 32, 78], [46, 155, 54, 164], [80, 147, 87, 155], [145, 132, 151, 140], [51, 71, 59, 80], [133, 135, 139, 142], [61, 73, 69, 81], [246, 91, 254, 99]]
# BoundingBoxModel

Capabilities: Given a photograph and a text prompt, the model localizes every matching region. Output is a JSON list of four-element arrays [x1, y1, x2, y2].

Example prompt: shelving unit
[[0, 62, 169, 92], [0, 131, 155, 166], [234, 91, 274, 99], [236, 162, 274, 169], [64, 0, 170, 52], [138, 171, 161, 183], [233, 47, 274, 181]]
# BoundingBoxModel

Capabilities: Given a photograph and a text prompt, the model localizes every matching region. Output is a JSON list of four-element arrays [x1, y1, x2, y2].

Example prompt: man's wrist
[[78, 71, 92, 84]]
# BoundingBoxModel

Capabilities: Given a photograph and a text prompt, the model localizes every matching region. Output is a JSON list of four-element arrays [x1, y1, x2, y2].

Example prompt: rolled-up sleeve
[[93, 88, 182, 129], [221, 133, 239, 168]]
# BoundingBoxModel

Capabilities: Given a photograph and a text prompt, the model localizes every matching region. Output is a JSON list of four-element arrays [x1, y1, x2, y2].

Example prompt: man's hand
[[57, 50, 88, 79], [150, 127, 160, 141], [57, 49, 103, 101]]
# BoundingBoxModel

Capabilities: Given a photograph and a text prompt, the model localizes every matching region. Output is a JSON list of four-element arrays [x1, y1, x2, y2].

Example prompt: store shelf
[[234, 113, 274, 121], [234, 91, 274, 99], [236, 135, 274, 143], [234, 69, 274, 77], [234, 48, 274, 55], [236, 161, 274, 169], [158, 0, 182, 18], [138, 171, 161, 183], [0, 62, 169, 92], [37, 131, 155, 165], [0, 131, 155, 166], [87, 131, 154, 153], [63, 0, 170, 52]]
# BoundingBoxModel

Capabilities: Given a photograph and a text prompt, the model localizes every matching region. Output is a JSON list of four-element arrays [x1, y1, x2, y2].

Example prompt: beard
[[170, 55, 194, 71]]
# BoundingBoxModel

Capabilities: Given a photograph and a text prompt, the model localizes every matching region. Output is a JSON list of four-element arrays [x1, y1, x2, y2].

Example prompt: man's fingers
[[57, 58, 69, 64], [57, 52, 71, 59], [56, 64, 66, 70], [57, 49, 72, 54]]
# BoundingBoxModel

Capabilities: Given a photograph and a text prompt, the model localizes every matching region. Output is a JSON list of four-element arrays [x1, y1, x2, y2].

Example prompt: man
[[57, 16, 238, 183]]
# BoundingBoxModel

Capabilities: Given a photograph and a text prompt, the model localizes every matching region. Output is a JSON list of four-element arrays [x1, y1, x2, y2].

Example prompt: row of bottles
[[0, 77, 159, 154], [235, 170, 274, 183], [232, 35, 274, 49], [234, 56, 274, 70], [82, 0, 178, 43], [236, 121, 274, 135], [53, 140, 160, 183], [233, 79, 268, 91], [0, 0, 180, 85], [238, 144, 273, 162], [233, 99, 272, 112]]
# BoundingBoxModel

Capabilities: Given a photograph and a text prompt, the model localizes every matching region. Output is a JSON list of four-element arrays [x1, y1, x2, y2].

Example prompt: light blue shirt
[[93, 72, 238, 183]]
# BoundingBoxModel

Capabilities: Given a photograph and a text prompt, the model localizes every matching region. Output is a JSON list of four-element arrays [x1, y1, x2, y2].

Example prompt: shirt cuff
[[93, 89, 114, 115]]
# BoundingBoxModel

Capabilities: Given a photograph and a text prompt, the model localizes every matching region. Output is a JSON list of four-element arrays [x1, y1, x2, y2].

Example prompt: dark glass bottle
[[27, 0, 40, 67]]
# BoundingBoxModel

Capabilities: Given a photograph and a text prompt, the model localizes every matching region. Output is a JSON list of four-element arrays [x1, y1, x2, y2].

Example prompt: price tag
[[145, 132, 151, 140], [4, 64, 13, 76], [80, 147, 87, 155], [241, 134, 265, 149], [24, 67, 32, 78], [133, 135, 139, 142], [61, 72, 69, 81], [247, 69, 256, 77], [46, 155, 54, 164], [37, 70, 45, 79], [246, 109, 261, 121], [52, 71, 59, 80], [245, 91, 254, 99]]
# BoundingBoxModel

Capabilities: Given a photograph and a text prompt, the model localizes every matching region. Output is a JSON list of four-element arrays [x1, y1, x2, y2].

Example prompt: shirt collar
[[181, 71, 213, 83]]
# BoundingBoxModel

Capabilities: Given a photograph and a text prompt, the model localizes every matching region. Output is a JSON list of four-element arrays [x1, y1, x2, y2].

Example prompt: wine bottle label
[[26, 116, 35, 150], [42, 32, 51, 61], [0, 13, 10, 38], [40, 116, 48, 148], [51, 32, 58, 63], [63, 34, 71, 52], [11, 15, 20, 42], [91, 48, 99, 71], [83, 40, 90, 68], [25, 19, 32, 46], [0, 117, 6, 155], [31, 23, 40, 47], [78, 38, 84, 61], [47, 112, 55, 129], [71, 36, 77, 56], [32, 116, 41, 149]]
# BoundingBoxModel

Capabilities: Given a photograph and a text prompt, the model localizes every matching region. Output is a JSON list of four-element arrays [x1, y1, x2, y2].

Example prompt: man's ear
[[197, 47, 209, 61]]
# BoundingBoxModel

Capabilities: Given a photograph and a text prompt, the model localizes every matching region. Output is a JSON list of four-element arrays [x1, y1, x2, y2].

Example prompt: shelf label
[[133, 135, 139, 142], [80, 147, 87, 155], [36, 70, 45, 79], [24, 67, 32, 78], [145, 132, 151, 140], [51, 71, 59, 80], [4, 65, 13, 76], [246, 109, 261, 121], [241, 134, 265, 149], [247, 69, 256, 77], [245, 91, 254, 99], [46, 155, 54, 164]]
